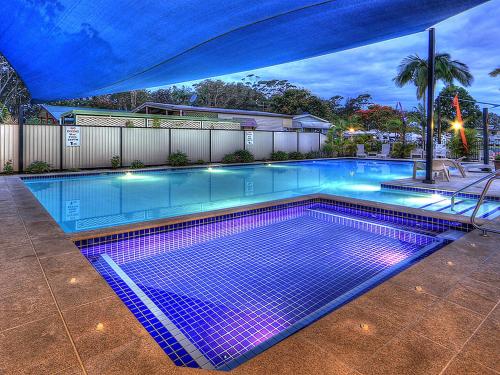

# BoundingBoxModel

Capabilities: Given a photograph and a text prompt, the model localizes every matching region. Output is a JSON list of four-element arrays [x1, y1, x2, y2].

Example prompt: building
[[133, 102, 293, 131], [291, 114, 331, 133], [36, 104, 82, 124]]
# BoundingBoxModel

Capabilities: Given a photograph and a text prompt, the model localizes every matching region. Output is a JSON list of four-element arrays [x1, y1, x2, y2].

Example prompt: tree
[[355, 105, 400, 132], [435, 85, 482, 129], [1, 54, 31, 123], [489, 68, 500, 77], [328, 94, 372, 119], [269, 88, 332, 119]]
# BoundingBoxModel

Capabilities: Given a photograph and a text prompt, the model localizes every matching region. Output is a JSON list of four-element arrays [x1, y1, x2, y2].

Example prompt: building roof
[[133, 102, 293, 119], [59, 107, 239, 123], [40, 105, 127, 121], [292, 114, 331, 129]]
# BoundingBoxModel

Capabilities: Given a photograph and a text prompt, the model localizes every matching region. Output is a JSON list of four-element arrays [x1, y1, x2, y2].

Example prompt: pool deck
[[1, 173, 499, 375]]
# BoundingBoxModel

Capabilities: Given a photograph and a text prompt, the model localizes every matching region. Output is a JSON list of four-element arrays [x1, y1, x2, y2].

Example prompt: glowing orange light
[[349, 127, 355, 133], [452, 121, 463, 131]]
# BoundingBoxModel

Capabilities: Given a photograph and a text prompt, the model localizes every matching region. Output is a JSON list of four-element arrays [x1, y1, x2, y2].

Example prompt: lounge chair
[[376, 144, 391, 158], [410, 148, 424, 159], [356, 144, 367, 158], [412, 160, 450, 181], [441, 157, 467, 177]]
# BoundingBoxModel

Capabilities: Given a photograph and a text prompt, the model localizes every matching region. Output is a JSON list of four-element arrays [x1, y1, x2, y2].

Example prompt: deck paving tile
[[459, 317, 500, 372], [0, 314, 80, 375], [410, 299, 483, 351], [39, 252, 114, 311], [446, 277, 500, 317], [442, 355, 498, 375], [358, 330, 455, 375]]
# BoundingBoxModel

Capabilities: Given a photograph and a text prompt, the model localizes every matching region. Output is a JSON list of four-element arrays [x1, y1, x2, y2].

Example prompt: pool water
[[79, 202, 450, 370], [24, 159, 499, 232]]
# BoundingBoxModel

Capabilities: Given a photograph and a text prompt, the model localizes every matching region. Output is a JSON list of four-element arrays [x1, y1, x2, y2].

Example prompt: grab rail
[[450, 172, 497, 211], [470, 173, 500, 237]]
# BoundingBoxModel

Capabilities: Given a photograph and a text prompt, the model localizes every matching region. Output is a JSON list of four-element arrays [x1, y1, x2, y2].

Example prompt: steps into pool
[[417, 198, 500, 219]]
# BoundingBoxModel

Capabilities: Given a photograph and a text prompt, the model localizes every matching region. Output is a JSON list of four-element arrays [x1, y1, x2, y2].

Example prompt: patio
[[1, 174, 498, 375]]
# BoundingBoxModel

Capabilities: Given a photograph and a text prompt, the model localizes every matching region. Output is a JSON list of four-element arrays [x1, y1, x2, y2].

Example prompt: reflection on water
[[25, 160, 425, 232]]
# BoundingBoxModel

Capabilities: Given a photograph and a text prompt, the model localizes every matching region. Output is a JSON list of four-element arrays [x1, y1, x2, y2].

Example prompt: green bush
[[322, 143, 336, 157], [233, 149, 255, 163], [270, 151, 288, 161], [390, 143, 415, 158], [125, 120, 134, 128], [449, 128, 478, 159], [152, 118, 161, 128], [196, 159, 206, 164], [305, 151, 321, 159], [288, 151, 304, 160], [168, 151, 189, 166], [130, 160, 145, 169], [222, 150, 255, 164], [111, 155, 121, 169], [2, 160, 14, 174], [222, 153, 238, 163], [26, 161, 51, 174]]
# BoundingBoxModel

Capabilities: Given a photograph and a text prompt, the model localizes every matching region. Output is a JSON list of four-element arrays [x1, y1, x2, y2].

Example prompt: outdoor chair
[[356, 144, 367, 158], [410, 148, 424, 159], [441, 157, 467, 178], [412, 160, 450, 181], [434, 144, 447, 158], [377, 144, 391, 158]]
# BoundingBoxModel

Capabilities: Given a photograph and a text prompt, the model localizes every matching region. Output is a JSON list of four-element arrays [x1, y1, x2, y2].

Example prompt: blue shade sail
[[0, 0, 487, 100]]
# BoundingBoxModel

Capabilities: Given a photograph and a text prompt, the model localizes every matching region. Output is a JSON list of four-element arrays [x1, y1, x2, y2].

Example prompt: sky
[[165, 1, 499, 114]]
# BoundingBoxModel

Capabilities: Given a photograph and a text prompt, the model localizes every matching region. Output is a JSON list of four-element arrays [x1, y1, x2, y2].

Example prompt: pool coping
[[2, 173, 499, 374]]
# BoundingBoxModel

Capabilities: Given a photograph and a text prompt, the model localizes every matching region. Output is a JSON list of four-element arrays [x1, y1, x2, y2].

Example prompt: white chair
[[434, 144, 447, 158], [377, 144, 391, 158], [410, 148, 424, 159], [413, 160, 450, 181], [356, 144, 367, 158]]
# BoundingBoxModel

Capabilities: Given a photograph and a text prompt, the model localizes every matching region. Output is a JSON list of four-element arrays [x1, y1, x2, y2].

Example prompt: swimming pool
[[23, 159, 499, 232], [78, 200, 455, 370]]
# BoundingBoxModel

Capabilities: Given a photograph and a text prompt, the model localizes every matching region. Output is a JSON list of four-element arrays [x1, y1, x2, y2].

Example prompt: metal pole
[[423, 28, 435, 184], [482, 107, 489, 165], [18, 103, 24, 173], [59, 125, 63, 170], [437, 99, 442, 144]]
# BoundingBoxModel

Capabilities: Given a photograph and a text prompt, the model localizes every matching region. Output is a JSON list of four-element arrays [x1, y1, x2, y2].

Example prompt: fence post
[[119, 127, 123, 167], [209, 129, 212, 163], [318, 133, 321, 151], [59, 125, 64, 170], [272, 132, 275, 154], [296, 132, 299, 153], [168, 128, 172, 157], [18, 104, 24, 172], [243, 130, 246, 151]]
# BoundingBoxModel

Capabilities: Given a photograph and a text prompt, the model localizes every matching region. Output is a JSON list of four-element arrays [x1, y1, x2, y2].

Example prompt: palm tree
[[490, 68, 500, 77], [393, 53, 473, 145]]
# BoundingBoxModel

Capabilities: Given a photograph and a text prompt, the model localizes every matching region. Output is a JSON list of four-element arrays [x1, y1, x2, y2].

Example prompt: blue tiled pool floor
[[81, 204, 447, 370]]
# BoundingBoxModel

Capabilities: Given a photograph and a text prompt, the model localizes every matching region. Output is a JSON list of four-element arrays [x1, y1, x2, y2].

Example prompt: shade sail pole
[[423, 28, 436, 184]]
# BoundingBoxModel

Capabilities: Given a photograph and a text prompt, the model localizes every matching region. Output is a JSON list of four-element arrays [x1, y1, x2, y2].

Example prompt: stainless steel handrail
[[470, 173, 500, 237], [450, 172, 497, 211]]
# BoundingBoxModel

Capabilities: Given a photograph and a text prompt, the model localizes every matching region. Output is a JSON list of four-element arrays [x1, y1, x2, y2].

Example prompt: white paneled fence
[[0, 124, 326, 171]]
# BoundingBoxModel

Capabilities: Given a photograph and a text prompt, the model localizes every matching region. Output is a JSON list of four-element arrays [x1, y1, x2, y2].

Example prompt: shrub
[[233, 149, 254, 163], [67, 168, 81, 172], [196, 159, 206, 164], [130, 160, 145, 169], [152, 118, 161, 128], [111, 155, 121, 169], [2, 160, 14, 174], [125, 119, 134, 128], [322, 143, 336, 157], [270, 151, 288, 161], [168, 151, 189, 166], [222, 153, 238, 163], [305, 151, 321, 159], [449, 128, 478, 159], [390, 143, 415, 158], [222, 150, 255, 164], [288, 151, 304, 160], [26, 161, 51, 174]]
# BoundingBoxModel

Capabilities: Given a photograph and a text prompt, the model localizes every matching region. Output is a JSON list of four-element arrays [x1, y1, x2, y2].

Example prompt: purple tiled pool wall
[[77, 199, 460, 370]]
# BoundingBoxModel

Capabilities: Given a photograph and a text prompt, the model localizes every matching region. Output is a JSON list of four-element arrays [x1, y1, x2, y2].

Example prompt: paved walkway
[[0, 175, 498, 375]]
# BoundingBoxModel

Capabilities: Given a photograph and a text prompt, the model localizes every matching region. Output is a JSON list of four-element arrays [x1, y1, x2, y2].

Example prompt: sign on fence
[[65, 126, 81, 147], [246, 131, 254, 145]]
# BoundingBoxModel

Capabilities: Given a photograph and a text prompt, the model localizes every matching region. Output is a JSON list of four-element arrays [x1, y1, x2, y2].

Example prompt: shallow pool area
[[78, 200, 454, 370], [23, 159, 499, 233]]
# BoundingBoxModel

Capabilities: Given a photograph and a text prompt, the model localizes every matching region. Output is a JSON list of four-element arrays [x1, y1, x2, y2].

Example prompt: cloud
[[162, 1, 500, 114]]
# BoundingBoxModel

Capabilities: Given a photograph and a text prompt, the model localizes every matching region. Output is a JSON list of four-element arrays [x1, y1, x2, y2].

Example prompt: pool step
[[419, 198, 500, 219]]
